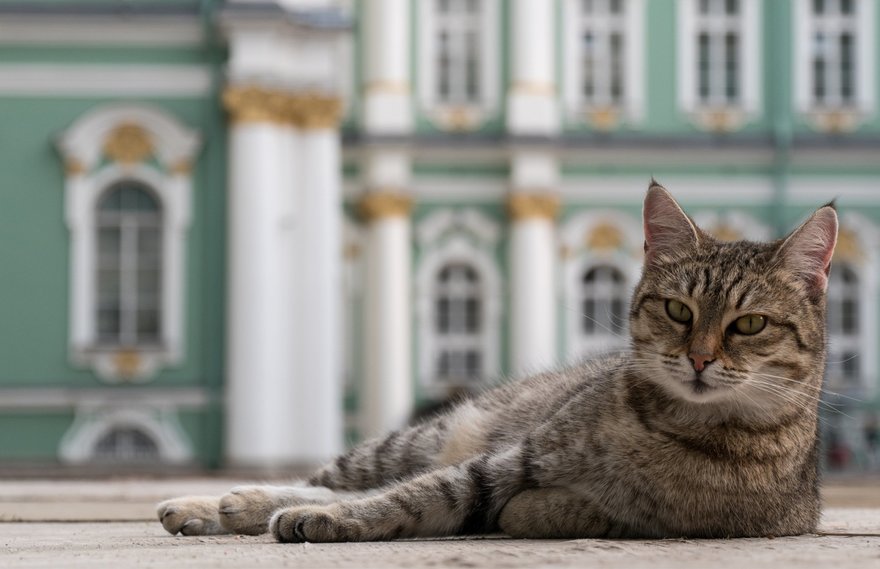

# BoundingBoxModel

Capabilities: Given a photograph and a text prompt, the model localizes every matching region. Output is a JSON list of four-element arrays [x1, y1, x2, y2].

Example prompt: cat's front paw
[[156, 496, 226, 536], [218, 486, 284, 535], [270, 505, 364, 543]]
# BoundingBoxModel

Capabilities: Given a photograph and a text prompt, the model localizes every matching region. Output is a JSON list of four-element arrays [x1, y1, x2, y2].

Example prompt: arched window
[[94, 427, 160, 462], [581, 264, 627, 337], [434, 263, 483, 384], [95, 181, 162, 347], [827, 263, 861, 387]]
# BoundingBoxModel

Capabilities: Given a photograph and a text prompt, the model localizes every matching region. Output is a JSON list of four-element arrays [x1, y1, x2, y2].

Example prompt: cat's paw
[[156, 496, 227, 536], [270, 505, 364, 543], [218, 486, 287, 535]]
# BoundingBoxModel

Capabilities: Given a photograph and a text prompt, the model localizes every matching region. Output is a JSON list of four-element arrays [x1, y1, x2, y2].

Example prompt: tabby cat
[[158, 182, 837, 541]]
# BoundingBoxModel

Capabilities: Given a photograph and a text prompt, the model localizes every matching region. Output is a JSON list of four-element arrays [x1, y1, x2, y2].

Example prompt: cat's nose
[[688, 352, 715, 372]]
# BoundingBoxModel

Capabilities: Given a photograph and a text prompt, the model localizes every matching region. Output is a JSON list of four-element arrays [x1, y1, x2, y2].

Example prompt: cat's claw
[[270, 505, 363, 543]]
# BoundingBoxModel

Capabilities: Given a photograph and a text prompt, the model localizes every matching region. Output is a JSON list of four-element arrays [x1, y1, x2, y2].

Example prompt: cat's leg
[[309, 401, 488, 491], [269, 446, 529, 543], [157, 484, 372, 536], [497, 488, 618, 538]]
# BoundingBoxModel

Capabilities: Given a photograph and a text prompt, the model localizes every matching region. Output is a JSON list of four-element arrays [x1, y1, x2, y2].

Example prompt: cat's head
[[630, 182, 837, 416]]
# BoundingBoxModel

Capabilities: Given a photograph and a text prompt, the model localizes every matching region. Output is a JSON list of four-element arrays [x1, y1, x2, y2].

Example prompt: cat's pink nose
[[688, 353, 715, 372]]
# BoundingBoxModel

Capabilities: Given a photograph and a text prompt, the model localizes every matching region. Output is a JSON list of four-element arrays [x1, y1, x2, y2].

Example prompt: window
[[418, 0, 500, 127], [434, 263, 483, 384], [794, 0, 874, 119], [564, 0, 644, 124], [827, 264, 861, 389], [580, 264, 628, 350], [434, 0, 483, 105], [579, 0, 627, 107], [96, 181, 163, 348], [57, 104, 199, 382], [678, 0, 760, 123], [94, 427, 160, 462]]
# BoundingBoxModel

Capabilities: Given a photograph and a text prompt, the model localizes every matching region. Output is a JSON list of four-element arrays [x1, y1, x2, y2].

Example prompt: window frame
[[563, 0, 645, 124], [418, 0, 501, 128], [677, 0, 761, 125], [793, 0, 875, 119]]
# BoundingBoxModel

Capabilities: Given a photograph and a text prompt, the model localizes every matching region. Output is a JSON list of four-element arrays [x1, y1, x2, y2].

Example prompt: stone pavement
[[1, 478, 879, 569]]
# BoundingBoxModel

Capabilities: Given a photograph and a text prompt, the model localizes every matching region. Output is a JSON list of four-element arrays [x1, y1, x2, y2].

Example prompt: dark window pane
[[725, 32, 739, 102], [842, 352, 859, 379], [95, 428, 159, 461], [466, 350, 481, 377], [437, 298, 450, 332], [609, 0, 622, 14], [840, 32, 854, 103], [813, 0, 824, 15], [97, 308, 121, 340], [136, 309, 161, 341], [725, 0, 738, 14], [698, 33, 711, 102], [582, 33, 594, 98], [465, 297, 480, 332], [842, 299, 858, 333], [465, 30, 480, 101], [610, 32, 624, 102], [583, 299, 596, 333], [840, 0, 853, 14]]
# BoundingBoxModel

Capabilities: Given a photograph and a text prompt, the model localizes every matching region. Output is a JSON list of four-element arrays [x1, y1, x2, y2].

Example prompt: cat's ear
[[776, 205, 838, 294], [643, 181, 700, 265]]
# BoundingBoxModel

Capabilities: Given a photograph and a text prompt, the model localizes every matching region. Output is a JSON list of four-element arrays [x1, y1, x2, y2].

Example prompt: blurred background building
[[0, 0, 878, 473]]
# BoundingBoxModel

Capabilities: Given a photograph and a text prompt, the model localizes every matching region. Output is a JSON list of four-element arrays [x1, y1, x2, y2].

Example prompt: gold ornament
[[363, 80, 410, 95], [113, 348, 142, 380], [834, 227, 864, 263], [510, 81, 556, 96], [709, 223, 742, 242], [103, 123, 153, 165], [289, 93, 343, 129], [65, 159, 87, 176], [223, 86, 288, 124], [359, 192, 413, 220], [507, 193, 559, 220], [588, 107, 619, 131], [586, 223, 624, 251], [170, 160, 192, 175]]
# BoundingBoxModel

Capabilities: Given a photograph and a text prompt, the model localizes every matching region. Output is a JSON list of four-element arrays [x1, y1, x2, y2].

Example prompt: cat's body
[[158, 184, 836, 542]]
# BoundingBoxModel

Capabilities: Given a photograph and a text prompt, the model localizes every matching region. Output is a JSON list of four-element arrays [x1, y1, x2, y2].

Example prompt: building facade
[[1, 0, 879, 473]]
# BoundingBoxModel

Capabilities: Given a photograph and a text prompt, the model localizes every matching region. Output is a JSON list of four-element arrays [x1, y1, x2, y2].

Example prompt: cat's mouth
[[683, 377, 715, 395]]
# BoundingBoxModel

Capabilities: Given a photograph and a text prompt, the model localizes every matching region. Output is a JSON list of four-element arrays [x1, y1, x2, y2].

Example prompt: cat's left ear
[[776, 205, 838, 294]]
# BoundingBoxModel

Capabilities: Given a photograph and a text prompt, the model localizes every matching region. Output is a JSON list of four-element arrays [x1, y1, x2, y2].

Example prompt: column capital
[[359, 191, 413, 221], [507, 193, 559, 221], [288, 93, 343, 130], [223, 86, 343, 128]]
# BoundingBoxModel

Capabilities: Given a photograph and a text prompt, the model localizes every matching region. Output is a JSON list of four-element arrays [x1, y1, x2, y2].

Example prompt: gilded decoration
[[507, 193, 560, 220], [113, 348, 142, 380], [363, 80, 410, 95], [359, 191, 413, 220], [65, 159, 87, 176], [709, 223, 743, 242], [694, 108, 745, 133], [103, 123, 154, 165], [170, 160, 192, 175], [588, 107, 619, 131], [223, 86, 288, 124], [811, 110, 859, 134], [586, 223, 624, 251], [289, 93, 343, 129], [834, 227, 864, 263], [510, 81, 556, 96]]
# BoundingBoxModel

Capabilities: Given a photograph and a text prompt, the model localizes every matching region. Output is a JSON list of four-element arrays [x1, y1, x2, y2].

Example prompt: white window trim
[[677, 0, 761, 127], [59, 406, 193, 464], [826, 213, 879, 398], [57, 104, 200, 383], [793, 0, 875, 123], [418, 0, 501, 129], [559, 211, 643, 362], [562, 0, 645, 124], [415, 209, 502, 396]]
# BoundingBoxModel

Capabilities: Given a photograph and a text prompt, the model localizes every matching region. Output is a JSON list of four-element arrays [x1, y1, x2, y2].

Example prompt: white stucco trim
[[0, 64, 212, 97], [57, 104, 200, 383], [415, 209, 502, 395], [0, 17, 204, 47], [59, 407, 193, 464]]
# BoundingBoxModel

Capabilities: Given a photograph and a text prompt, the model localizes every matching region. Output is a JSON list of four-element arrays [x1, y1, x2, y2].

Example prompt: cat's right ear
[[643, 181, 699, 265]]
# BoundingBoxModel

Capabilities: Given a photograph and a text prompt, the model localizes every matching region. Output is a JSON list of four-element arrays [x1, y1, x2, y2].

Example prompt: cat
[[158, 182, 837, 541]]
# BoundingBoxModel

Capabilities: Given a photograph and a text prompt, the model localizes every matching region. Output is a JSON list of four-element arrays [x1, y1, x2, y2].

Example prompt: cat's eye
[[665, 300, 692, 323], [733, 314, 766, 335]]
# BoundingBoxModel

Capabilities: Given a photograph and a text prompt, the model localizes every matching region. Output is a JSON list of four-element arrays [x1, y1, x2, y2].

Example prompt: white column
[[224, 89, 299, 466], [293, 112, 344, 461], [507, 0, 558, 135], [360, 192, 413, 438], [362, 0, 412, 133], [508, 151, 560, 377]]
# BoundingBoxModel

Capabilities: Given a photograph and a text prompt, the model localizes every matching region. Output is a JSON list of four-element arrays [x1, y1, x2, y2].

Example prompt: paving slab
[[0, 478, 878, 569]]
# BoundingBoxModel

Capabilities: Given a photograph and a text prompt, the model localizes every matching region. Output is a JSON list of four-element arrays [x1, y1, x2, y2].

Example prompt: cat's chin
[[666, 377, 733, 404]]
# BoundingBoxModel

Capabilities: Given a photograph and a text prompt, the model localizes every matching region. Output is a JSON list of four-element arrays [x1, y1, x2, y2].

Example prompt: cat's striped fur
[[158, 183, 837, 541]]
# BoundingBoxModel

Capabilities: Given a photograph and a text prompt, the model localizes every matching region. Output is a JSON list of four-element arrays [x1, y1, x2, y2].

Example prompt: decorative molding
[[0, 64, 212, 97], [507, 193, 560, 221], [509, 81, 556, 96], [586, 223, 625, 251], [416, 208, 501, 247], [0, 18, 204, 47], [223, 86, 343, 128], [359, 191, 413, 221], [65, 159, 87, 176], [103, 123, 154, 165], [835, 227, 866, 264], [0, 387, 211, 410], [363, 80, 411, 95]]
